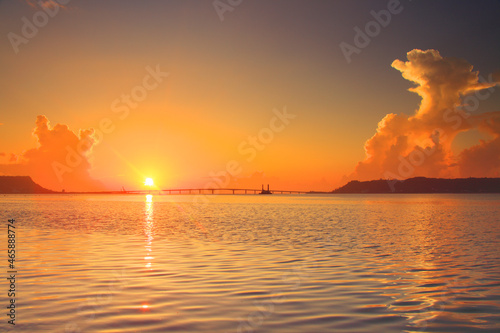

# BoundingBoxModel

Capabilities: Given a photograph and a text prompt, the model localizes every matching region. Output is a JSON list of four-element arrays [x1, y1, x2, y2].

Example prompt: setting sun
[[144, 178, 154, 187]]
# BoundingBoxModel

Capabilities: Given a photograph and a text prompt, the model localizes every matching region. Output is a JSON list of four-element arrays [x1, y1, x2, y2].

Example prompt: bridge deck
[[125, 188, 307, 194]]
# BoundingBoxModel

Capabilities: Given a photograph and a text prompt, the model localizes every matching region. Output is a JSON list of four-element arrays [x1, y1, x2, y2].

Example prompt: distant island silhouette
[[1, 175, 500, 194], [0, 176, 55, 194], [332, 177, 500, 194]]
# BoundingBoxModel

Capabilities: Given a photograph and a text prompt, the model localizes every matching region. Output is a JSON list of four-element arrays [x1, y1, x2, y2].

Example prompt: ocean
[[1, 193, 499, 332]]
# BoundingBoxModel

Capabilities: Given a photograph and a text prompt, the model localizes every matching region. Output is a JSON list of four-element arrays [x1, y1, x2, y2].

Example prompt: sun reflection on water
[[141, 194, 155, 310], [144, 194, 155, 270]]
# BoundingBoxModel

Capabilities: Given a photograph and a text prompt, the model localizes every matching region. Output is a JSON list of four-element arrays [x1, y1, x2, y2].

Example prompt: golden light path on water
[[141, 194, 155, 311]]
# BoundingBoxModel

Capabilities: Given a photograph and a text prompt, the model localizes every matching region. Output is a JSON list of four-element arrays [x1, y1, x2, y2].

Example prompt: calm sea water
[[1, 193, 500, 333]]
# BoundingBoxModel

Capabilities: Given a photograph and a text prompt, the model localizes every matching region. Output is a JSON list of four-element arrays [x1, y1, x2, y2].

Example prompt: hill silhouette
[[333, 177, 500, 193], [0, 176, 55, 194]]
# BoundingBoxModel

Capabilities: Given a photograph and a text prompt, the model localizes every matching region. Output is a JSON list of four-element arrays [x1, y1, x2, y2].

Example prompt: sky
[[0, 0, 499, 192]]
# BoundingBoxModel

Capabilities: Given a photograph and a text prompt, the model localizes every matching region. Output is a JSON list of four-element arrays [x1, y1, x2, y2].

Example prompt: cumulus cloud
[[0, 115, 105, 191], [25, 0, 66, 10], [458, 112, 500, 177], [349, 49, 500, 181]]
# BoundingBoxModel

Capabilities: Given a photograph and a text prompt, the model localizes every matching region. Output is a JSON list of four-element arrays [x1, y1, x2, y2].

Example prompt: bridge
[[124, 188, 307, 195]]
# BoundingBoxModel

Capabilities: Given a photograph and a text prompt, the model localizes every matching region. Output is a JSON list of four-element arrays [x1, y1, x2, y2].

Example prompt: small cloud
[[25, 0, 66, 10]]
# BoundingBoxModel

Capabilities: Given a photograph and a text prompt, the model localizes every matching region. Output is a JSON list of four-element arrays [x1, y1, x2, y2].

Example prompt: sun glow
[[144, 178, 154, 186]]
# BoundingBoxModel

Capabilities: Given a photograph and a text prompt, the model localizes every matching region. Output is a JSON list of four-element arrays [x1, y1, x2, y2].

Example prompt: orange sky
[[0, 1, 499, 192]]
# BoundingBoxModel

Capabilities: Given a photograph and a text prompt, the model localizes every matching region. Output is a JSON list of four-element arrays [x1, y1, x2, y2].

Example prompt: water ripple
[[1, 193, 499, 332]]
